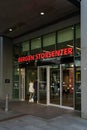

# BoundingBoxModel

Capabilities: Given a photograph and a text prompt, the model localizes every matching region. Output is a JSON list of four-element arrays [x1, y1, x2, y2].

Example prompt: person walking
[[28, 80, 35, 102]]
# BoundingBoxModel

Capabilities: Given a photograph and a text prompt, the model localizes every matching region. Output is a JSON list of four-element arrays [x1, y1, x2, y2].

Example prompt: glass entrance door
[[38, 63, 74, 108], [38, 66, 50, 104], [50, 65, 60, 105], [62, 63, 74, 107], [19, 68, 25, 101], [50, 63, 74, 108]]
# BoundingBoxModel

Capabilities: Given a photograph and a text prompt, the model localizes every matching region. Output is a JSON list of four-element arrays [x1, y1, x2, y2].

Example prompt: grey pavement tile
[[0, 120, 26, 128], [24, 125, 43, 130], [17, 115, 48, 127], [39, 124, 58, 130], [48, 115, 87, 130], [9, 126, 25, 130], [0, 127, 9, 130], [0, 116, 48, 130], [0, 114, 87, 130], [70, 124, 87, 130]]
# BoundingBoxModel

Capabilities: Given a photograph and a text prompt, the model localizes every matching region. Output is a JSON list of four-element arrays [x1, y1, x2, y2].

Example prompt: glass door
[[62, 63, 74, 108], [50, 63, 74, 108], [19, 68, 25, 101], [37, 66, 50, 104], [37, 63, 74, 108], [50, 65, 60, 105], [25, 67, 37, 101]]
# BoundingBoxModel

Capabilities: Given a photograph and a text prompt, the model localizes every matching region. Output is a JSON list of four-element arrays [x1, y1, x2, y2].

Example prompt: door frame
[[37, 64, 74, 109], [37, 66, 50, 105], [19, 68, 25, 101]]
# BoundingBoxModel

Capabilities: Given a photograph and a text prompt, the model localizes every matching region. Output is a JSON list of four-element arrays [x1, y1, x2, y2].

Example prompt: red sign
[[18, 47, 73, 63]]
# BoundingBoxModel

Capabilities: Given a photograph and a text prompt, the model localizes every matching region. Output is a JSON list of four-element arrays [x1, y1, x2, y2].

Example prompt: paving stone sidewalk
[[0, 101, 87, 130]]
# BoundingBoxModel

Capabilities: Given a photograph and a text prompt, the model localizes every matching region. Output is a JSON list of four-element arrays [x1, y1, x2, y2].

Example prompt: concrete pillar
[[0, 37, 3, 98], [81, 0, 87, 119]]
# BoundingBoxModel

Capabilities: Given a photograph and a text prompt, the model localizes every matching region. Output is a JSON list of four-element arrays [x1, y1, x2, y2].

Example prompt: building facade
[[13, 20, 81, 111], [0, 0, 87, 119]]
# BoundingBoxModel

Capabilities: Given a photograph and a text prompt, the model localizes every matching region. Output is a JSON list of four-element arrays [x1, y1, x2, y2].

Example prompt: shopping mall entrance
[[19, 61, 74, 109], [38, 63, 74, 109]]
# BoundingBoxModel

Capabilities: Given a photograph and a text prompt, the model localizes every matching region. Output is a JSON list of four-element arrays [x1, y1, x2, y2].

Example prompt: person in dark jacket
[[34, 79, 37, 101]]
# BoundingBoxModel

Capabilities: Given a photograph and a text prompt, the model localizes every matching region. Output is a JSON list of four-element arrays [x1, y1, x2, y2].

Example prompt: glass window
[[43, 32, 56, 47], [75, 57, 81, 110], [76, 25, 80, 39], [21, 41, 29, 56], [22, 41, 29, 52], [13, 64, 19, 99], [57, 27, 73, 43], [31, 37, 41, 54], [57, 27, 74, 50], [75, 25, 81, 56], [43, 32, 56, 51], [31, 37, 41, 50], [13, 44, 20, 58]]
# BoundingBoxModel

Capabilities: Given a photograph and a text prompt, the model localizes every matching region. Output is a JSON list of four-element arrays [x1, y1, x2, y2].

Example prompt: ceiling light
[[9, 28, 13, 32], [40, 12, 44, 15], [72, 27, 74, 30]]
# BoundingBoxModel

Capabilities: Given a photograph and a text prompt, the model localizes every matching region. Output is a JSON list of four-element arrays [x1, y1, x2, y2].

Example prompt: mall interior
[[0, 0, 87, 119]]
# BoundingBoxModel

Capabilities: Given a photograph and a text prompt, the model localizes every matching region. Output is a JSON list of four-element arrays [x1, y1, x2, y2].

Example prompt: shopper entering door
[[28, 80, 35, 102]]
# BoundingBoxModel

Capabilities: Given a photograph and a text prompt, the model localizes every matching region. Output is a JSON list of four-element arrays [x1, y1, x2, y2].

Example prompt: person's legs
[[29, 92, 32, 102], [31, 92, 34, 102], [29, 92, 34, 102]]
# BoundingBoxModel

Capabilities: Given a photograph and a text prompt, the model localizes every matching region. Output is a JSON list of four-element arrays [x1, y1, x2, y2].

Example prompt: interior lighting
[[67, 44, 81, 50], [40, 12, 45, 15], [71, 64, 74, 67], [72, 27, 74, 30], [9, 28, 13, 32]]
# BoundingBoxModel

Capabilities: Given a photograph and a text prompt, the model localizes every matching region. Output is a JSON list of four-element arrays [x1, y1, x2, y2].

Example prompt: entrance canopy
[[0, 0, 80, 38]]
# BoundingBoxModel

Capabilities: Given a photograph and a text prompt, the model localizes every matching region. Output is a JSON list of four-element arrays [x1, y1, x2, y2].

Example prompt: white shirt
[[29, 82, 34, 93]]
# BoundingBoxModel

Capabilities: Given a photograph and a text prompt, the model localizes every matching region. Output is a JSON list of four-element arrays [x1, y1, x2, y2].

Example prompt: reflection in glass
[[50, 65, 60, 105], [75, 25, 81, 56], [57, 27, 74, 50], [38, 68, 46, 104], [50, 63, 74, 108], [62, 64, 74, 107], [75, 57, 81, 110], [31, 37, 41, 54], [20, 41, 30, 56]]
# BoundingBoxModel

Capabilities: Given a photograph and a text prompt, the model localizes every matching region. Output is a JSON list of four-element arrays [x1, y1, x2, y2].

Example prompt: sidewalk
[[0, 101, 81, 121], [0, 101, 87, 130]]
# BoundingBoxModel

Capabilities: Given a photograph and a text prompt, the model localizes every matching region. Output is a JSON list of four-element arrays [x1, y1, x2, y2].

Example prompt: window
[[31, 37, 41, 50], [75, 57, 81, 110], [13, 44, 20, 58], [57, 27, 73, 43], [21, 41, 29, 56], [57, 27, 74, 50], [43, 32, 56, 47], [43, 32, 56, 51], [76, 24, 80, 39], [31, 37, 41, 54], [75, 24, 81, 56]]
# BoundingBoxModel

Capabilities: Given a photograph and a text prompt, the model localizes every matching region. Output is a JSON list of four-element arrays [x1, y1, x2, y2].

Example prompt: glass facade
[[75, 25, 81, 56], [43, 32, 56, 51], [20, 41, 30, 56], [57, 27, 73, 50], [13, 44, 20, 99], [75, 24, 81, 110], [13, 24, 81, 110], [31, 37, 41, 54]]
